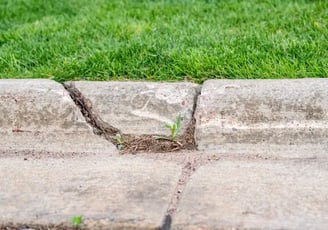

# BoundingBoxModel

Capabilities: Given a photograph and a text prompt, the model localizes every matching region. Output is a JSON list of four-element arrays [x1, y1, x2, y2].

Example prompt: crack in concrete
[[160, 86, 202, 229], [160, 153, 220, 230], [63, 82, 200, 154], [63, 82, 121, 145]]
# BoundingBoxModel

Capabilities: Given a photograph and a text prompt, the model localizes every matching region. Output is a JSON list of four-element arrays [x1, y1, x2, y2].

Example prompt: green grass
[[0, 0, 327, 83]]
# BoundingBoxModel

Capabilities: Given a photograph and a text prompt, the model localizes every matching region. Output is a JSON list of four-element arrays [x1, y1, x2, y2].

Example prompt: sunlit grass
[[0, 0, 327, 83]]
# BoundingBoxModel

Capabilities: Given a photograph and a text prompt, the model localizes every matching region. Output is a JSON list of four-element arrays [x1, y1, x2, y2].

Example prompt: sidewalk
[[1, 150, 327, 229]]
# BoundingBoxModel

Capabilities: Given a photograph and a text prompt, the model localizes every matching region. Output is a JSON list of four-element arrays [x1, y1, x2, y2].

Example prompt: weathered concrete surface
[[0, 153, 180, 229], [0, 79, 116, 153], [195, 79, 328, 153], [173, 158, 328, 229], [66, 81, 200, 135]]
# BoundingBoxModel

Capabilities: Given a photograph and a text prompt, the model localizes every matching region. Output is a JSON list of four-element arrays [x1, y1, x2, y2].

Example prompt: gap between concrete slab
[[63, 82, 200, 154], [159, 153, 220, 230]]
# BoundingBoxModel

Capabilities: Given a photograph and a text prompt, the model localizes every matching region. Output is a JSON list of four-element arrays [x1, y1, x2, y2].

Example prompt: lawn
[[0, 0, 327, 83]]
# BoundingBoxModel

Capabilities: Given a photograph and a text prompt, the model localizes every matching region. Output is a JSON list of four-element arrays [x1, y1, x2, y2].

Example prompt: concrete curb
[[64, 81, 200, 136], [1, 78, 327, 154], [0, 79, 116, 154], [195, 79, 328, 155]]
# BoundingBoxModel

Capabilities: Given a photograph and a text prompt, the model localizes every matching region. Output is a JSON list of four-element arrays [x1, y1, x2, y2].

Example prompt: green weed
[[155, 114, 181, 141], [71, 215, 82, 228], [115, 133, 124, 150]]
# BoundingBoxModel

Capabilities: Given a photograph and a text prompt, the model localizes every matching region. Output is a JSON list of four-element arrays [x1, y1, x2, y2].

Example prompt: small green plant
[[155, 114, 181, 141], [71, 215, 82, 228], [115, 133, 124, 150], [166, 113, 181, 140]]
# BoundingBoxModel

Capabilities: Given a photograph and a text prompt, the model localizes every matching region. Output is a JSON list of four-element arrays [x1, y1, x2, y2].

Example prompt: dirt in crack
[[63, 82, 197, 154], [160, 153, 220, 230]]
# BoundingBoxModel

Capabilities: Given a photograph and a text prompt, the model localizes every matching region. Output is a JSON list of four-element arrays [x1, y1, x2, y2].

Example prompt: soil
[[63, 82, 197, 154], [120, 118, 196, 154]]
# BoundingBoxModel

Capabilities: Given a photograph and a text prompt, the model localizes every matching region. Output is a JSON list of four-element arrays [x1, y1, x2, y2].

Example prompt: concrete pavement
[[173, 155, 328, 230], [0, 152, 180, 229], [1, 78, 328, 229], [1, 151, 328, 229]]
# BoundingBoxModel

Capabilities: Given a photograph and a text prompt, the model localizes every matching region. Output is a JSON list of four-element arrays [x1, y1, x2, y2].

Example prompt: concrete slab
[[0, 153, 180, 229], [173, 158, 328, 229], [0, 79, 116, 153], [67, 81, 200, 135], [195, 79, 328, 153]]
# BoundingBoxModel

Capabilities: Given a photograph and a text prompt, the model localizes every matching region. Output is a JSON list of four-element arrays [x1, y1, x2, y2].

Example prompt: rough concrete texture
[[0, 154, 180, 229], [67, 81, 200, 135], [173, 158, 328, 230], [195, 79, 328, 152], [0, 79, 116, 153]]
